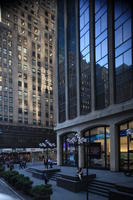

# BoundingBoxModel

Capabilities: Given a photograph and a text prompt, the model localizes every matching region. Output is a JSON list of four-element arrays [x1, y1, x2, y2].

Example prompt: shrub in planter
[[3, 171, 19, 182], [14, 174, 25, 190], [31, 184, 52, 200], [10, 174, 20, 186], [21, 177, 33, 194], [13, 174, 32, 194], [0, 165, 5, 177]]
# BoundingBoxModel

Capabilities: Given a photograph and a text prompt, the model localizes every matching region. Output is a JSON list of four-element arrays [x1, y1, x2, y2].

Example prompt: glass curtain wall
[[62, 133, 78, 166], [57, 0, 66, 123], [120, 120, 133, 171], [114, 0, 133, 103], [95, 0, 109, 110], [67, 0, 77, 119], [79, 0, 91, 115], [84, 126, 110, 169]]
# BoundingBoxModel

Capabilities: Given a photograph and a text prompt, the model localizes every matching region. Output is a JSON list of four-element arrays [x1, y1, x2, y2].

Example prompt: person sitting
[[49, 159, 53, 168], [77, 167, 83, 181]]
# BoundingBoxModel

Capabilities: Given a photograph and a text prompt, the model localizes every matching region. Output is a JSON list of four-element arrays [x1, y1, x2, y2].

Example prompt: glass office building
[[56, 0, 133, 172]]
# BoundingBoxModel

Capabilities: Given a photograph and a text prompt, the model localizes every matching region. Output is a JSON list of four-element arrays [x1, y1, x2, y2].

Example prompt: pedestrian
[[43, 171, 49, 185], [9, 160, 14, 171], [44, 158, 47, 168]]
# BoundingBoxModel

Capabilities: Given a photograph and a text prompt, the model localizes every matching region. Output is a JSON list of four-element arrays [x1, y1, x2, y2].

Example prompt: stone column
[[110, 123, 119, 171], [78, 132, 84, 168], [75, 0, 80, 117], [55, 2, 59, 124], [64, 0, 69, 120], [89, 0, 96, 111], [78, 145, 84, 168], [0, 4, 1, 22], [108, 0, 115, 105], [57, 134, 63, 166]]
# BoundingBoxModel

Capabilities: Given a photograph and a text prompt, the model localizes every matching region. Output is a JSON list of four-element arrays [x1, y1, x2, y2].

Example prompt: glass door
[[120, 121, 133, 171], [129, 121, 133, 170], [62, 133, 78, 166], [84, 126, 110, 169]]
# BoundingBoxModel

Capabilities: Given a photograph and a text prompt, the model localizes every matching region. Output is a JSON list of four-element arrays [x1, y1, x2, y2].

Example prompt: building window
[[18, 108, 22, 114], [24, 82, 27, 88], [18, 81, 22, 87], [80, 0, 91, 115], [67, 0, 77, 119], [114, 0, 133, 103], [95, 0, 109, 109]]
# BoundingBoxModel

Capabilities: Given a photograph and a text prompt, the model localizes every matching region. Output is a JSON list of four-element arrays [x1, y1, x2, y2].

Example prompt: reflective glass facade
[[115, 0, 133, 103], [57, 0, 66, 123], [57, 0, 133, 124], [95, 0, 109, 109], [80, 0, 91, 115], [67, 0, 77, 119]]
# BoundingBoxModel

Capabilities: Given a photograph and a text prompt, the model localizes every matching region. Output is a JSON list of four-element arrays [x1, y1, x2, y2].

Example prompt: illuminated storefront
[[120, 120, 133, 171], [84, 126, 110, 169]]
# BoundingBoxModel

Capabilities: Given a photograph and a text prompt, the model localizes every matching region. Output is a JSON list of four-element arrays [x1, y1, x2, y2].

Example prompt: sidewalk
[[22, 162, 133, 186], [3, 162, 133, 200], [0, 178, 24, 200], [13, 163, 107, 200]]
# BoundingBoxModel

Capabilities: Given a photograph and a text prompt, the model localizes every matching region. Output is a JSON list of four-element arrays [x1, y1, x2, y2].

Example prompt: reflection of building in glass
[[0, 0, 56, 148], [80, 53, 91, 114], [95, 0, 109, 109], [95, 64, 109, 108], [56, 0, 133, 172], [58, 0, 65, 123], [115, 0, 132, 103]]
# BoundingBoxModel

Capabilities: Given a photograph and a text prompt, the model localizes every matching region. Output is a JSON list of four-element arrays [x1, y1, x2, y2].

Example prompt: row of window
[[58, 0, 133, 123]]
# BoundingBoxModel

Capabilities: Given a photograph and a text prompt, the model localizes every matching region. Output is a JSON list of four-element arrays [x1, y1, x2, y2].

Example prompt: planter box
[[57, 174, 96, 193]]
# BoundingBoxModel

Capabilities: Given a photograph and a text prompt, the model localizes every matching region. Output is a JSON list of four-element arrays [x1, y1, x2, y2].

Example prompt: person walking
[[44, 158, 47, 169]]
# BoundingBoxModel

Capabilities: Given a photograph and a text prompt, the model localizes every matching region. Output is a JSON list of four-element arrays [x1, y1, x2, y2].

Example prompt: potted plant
[[31, 184, 52, 200]]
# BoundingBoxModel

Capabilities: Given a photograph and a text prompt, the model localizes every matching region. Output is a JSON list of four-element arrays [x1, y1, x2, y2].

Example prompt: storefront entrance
[[62, 132, 78, 166], [120, 120, 133, 171], [84, 126, 110, 169]]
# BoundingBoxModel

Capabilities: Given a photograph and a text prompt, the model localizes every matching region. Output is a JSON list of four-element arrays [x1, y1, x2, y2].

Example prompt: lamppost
[[39, 139, 55, 169], [67, 133, 89, 200]]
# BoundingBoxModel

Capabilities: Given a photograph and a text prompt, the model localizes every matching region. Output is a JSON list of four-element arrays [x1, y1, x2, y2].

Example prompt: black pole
[[86, 140, 89, 200], [75, 143, 78, 168], [47, 146, 48, 169], [127, 135, 130, 171]]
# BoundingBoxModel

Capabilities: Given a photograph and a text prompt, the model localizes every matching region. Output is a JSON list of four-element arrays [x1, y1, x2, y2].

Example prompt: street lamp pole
[[39, 139, 56, 170], [46, 144, 48, 169], [67, 133, 89, 200], [86, 139, 89, 200]]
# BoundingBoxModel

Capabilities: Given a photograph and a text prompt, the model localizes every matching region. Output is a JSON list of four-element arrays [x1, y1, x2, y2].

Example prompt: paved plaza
[[15, 162, 107, 200], [1, 162, 133, 200]]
